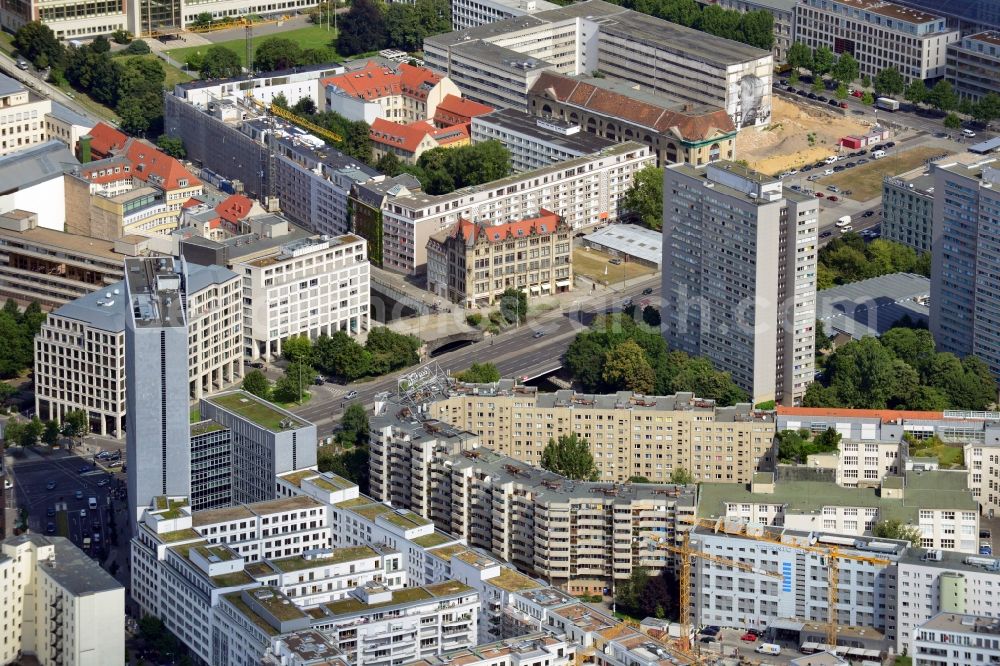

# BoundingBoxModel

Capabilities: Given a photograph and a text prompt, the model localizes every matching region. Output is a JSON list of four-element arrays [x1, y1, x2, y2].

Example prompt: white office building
[[911, 612, 1000, 666], [234, 233, 369, 360], [451, 0, 558, 30], [662, 162, 818, 405], [0, 534, 125, 666], [34, 262, 242, 437]]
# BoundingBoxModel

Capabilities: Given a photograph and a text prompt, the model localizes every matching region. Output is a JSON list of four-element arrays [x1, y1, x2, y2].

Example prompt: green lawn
[[167, 24, 340, 67]]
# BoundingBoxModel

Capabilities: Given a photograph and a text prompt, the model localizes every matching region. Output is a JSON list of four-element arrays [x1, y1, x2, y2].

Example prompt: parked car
[[815, 192, 825, 198], [314, 376, 325, 385], [75, 490, 83, 500], [827, 98, 838, 106], [46, 507, 55, 517], [97, 479, 109, 487], [818, 96, 828, 103], [797, 89, 809, 97], [827, 185, 840, 193], [79, 509, 87, 518], [78, 465, 90, 474], [962, 129, 976, 138], [46, 522, 56, 534], [840, 102, 849, 108], [700, 626, 721, 636], [822, 168, 834, 176], [46, 481, 56, 490], [827, 195, 840, 202], [851, 90, 864, 98], [859, 149, 868, 155], [885, 141, 896, 148], [833, 165, 845, 172], [857, 158, 870, 165], [741, 632, 759, 642], [820, 231, 833, 238], [699, 636, 718, 644], [862, 210, 876, 218], [609, 258, 623, 265]]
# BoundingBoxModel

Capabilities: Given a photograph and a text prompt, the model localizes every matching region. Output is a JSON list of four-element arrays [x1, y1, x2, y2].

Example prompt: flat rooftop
[[817, 272, 930, 340], [5, 534, 123, 597], [473, 108, 616, 156], [319, 580, 474, 616], [270, 546, 378, 572], [207, 391, 306, 432], [124, 257, 186, 328], [192, 495, 322, 526], [0, 224, 121, 261], [583, 224, 662, 266]]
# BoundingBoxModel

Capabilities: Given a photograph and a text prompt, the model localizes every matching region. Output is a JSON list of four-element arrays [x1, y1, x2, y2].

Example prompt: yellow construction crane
[[646, 533, 783, 653], [243, 92, 344, 144], [187, 14, 288, 34], [683, 517, 890, 646]]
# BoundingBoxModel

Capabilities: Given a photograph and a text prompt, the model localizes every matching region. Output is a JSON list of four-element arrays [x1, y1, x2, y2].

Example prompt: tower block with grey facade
[[661, 162, 818, 405], [124, 257, 192, 523]]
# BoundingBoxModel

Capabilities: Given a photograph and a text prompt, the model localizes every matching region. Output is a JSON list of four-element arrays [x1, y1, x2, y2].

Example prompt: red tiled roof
[[87, 122, 129, 159], [370, 119, 438, 154], [216, 194, 253, 223], [430, 124, 469, 147], [433, 94, 493, 127], [125, 141, 201, 191], [776, 406, 946, 421], [182, 197, 204, 209], [530, 71, 736, 142], [449, 210, 561, 245], [323, 62, 442, 102]]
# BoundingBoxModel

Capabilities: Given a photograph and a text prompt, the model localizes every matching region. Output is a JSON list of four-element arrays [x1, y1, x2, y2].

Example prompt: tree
[[944, 112, 963, 130], [456, 362, 501, 383], [3, 420, 23, 446], [786, 42, 813, 74], [861, 75, 871, 88], [629, 476, 650, 483], [973, 93, 1000, 125], [124, 39, 151, 55], [873, 67, 904, 97], [253, 37, 303, 72], [116, 97, 150, 136], [0, 382, 16, 410], [376, 151, 402, 176], [826, 337, 897, 408], [385, 3, 425, 52], [90, 35, 111, 53], [42, 420, 60, 447], [116, 56, 165, 136], [315, 332, 371, 381], [291, 97, 317, 115], [670, 356, 748, 406], [927, 79, 958, 112], [565, 334, 608, 393], [364, 327, 420, 374], [835, 82, 848, 100], [862, 91, 874, 106], [832, 52, 859, 85], [739, 10, 774, 50], [112, 29, 132, 44], [602, 340, 655, 394], [339, 403, 370, 447], [198, 46, 242, 79], [499, 287, 527, 325], [873, 519, 921, 545], [615, 566, 650, 617], [60, 409, 89, 444], [192, 12, 213, 28], [273, 361, 312, 403], [697, 5, 742, 41], [156, 135, 185, 158], [905, 79, 927, 105], [241, 369, 271, 400], [811, 76, 826, 93], [669, 467, 693, 485], [540, 433, 599, 481], [813, 427, 842, 452], [642, 305, 661, 328], [20, 417, 43, 447], [337, 0, 387, 56], [282, 335, 314, 364], [622, 166, 663, 230], [14, 22, 64, 69], [811, 46, 834, 77]]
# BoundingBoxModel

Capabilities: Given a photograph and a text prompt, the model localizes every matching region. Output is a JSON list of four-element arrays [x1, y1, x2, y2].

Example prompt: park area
[[166, 24, 339, 67], [818, 145, 944, 201], [572, 247, 656, 286], [736, 97, 870, 176]]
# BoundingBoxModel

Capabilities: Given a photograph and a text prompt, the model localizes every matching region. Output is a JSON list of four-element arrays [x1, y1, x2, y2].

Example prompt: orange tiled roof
[[216, 194, 253, 223], [87, 122, 129, 159], [776, 406, 946, 421], [433, 94, 493, 126], [430, 124, 469, 146], [449, 210, 561, 245], [370, 118, 438, 154], [323, 62, 442, 102], [125, 140, 201, 191], [531, 71, 736, 142]]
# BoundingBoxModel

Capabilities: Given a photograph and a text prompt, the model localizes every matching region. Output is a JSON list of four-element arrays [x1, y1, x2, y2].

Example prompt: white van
[[756, 643, 782, 655], [871, 149, 887, 159], [840, 224, 853, 232], [836, 216, 852, 228], [824, 155, 838, 164], [88, 497, 97, 510]]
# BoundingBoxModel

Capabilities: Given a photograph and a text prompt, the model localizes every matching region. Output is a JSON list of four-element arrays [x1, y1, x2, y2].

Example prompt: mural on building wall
[[738, 74, 770, 127]]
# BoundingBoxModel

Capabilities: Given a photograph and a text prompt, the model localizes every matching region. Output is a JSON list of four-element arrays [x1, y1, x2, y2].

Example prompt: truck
[[876, 97, 900, 111]]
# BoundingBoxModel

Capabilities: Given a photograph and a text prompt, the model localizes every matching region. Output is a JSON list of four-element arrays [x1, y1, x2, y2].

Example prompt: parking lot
[[9, 450, 123, 562], [696, 627, 825, 665]]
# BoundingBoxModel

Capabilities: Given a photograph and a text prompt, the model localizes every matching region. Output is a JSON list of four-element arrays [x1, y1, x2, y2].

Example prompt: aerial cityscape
[[0, 0, 999, 664]]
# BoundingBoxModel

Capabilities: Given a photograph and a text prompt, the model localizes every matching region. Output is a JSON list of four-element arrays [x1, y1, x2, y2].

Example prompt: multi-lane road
[[290, 276, 662, 429]]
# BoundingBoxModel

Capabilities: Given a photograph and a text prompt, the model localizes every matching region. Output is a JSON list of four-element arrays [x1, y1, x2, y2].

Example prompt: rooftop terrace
[[207, 391, 306, 432]]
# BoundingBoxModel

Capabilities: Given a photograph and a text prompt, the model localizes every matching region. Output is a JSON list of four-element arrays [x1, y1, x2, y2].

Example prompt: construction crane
[[682, 517, 891, 646], [644, 533, 783, 653]]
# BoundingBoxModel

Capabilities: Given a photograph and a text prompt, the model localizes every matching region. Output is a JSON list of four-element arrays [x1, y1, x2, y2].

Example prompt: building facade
[[124, 256, 193, 525], [946, 32, 1000, 102], [379, 142, 653, 274], [911, 612, 1000, 666], [190, 420, 233, 511], [322, 62, 460, 125], [883, 169, 935, 254], [34, 262, 242, 437], [662, 162, 818, 405], [526, 71, 738, 167], [450, 0, 558, 30], [794, 0, 960, 83], [0, 534, 125, 666], [232, 233, 369, 360], [930, 158, 1000, 378], [425, 0, 773, 129], [199, 390, 318, 504], [425, 211, 572, 307]]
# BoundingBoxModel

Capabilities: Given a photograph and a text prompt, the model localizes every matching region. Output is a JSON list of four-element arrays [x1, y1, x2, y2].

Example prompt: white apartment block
[[911, 612, 1000, 666], [0, 74, 92, 158], [34, 261, 242, 437], [692, 527, 906, 634], [891, 549, 1000, 655], [0, 534, 125, 666], [379, 141, 653, 274], [451, 0, 558, 31], [795, 0, 960, 82], [803, 438, 903, 487], [663, 162, 818, 406], [425, 0, 773, 128], [699, 469, 980, 554], [235, 233, 369, 360]]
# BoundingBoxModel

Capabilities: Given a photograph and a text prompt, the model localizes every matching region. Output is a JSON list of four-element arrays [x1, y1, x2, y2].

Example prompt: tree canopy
[[0, 299, 44, 378], [197, 45, 243, 79], [312, 328, 421, 381], [806, 326, 997, 410], [873, 519, 921, 545], [873, 67, 905, 97], [241, 369, 271, 400], [540, 433, 599, 481], [818, 232, 930, 289], [622, 166, 663, 231], [776, 427, 841, 463], [456, 362, 501, 383], [611, 0, 773, 50], [14, 22, 63, 69], [252, 37, 333, 73]]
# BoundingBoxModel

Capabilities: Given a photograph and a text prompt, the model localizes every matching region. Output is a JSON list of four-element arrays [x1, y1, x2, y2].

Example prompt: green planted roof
[[270, 546, 377, 572], [209, 392, 304, 432]]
